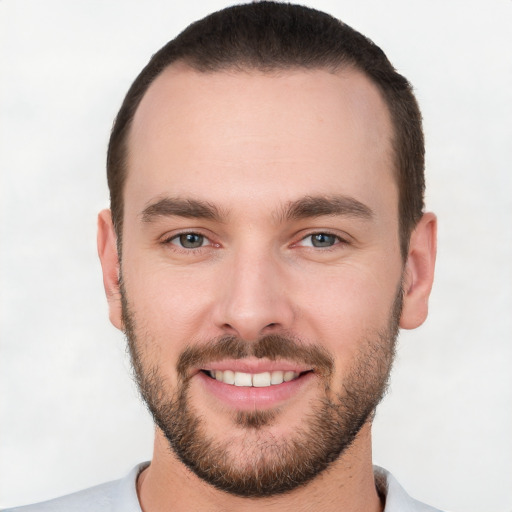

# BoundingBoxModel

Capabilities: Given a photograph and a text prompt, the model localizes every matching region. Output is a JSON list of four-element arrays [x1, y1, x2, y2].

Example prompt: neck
[[137, 423, 383, 512]]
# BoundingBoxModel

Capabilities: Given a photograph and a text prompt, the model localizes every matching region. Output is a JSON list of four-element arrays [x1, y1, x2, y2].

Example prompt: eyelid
[[160, 229, 219, 249], [171, 233, 208, 248], [294, 230, 351, 248], [159, 228, 351, 251]]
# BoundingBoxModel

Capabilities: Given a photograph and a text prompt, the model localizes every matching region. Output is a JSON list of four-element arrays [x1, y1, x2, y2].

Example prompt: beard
[[121, 283, 402, 498]]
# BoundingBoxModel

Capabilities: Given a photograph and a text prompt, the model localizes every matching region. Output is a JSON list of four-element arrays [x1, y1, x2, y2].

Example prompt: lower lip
[[196, 371, 315, 410]]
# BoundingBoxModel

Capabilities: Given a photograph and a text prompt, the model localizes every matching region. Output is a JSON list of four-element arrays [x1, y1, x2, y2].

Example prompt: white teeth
[[270, 370, 284, 384], [234, 371, 252, 387], [252, 372, 271, 387], [223, 370, 235, 385], [209, 369, 300, 387], [283, 371, 296, 382]]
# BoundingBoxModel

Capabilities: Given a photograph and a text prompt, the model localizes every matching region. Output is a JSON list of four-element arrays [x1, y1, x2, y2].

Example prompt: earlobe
[[399, 212, 437, 330], [97, 209, 123, 331]]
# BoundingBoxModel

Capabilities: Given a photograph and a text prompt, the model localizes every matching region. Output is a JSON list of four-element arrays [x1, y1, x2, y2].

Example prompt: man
[[6, 2, 439, 511]]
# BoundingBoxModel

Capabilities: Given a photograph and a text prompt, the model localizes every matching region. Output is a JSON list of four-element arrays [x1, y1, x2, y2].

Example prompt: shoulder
[[374, 466, 446, 512], [2, 480, 118, 512], [2, 463, 147, 512]]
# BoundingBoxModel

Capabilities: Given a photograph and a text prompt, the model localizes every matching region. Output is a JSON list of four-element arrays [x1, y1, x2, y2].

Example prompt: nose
[[212, 247, 295, 341]]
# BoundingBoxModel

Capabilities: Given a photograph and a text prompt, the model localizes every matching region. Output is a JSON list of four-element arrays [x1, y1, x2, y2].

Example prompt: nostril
[[262, 323, 281, 333]]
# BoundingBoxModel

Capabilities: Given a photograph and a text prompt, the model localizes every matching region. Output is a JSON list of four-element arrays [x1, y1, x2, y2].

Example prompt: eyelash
[[162, 231, 216, 252], [295, 232, 349, 251], [161, 231, 348, 253]]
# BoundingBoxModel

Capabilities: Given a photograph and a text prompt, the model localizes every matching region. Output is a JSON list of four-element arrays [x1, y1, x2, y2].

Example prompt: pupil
[[180, 233, 203, 248], [312, 233, 335, 247]]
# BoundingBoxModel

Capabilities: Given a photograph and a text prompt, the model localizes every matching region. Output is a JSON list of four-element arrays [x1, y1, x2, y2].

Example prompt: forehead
[[126, 64, 396, 219]]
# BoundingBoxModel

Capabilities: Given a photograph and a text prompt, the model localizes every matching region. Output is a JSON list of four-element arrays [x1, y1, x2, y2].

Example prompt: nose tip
[[218, 293, 290, 341], [213, 255, 294, 341]]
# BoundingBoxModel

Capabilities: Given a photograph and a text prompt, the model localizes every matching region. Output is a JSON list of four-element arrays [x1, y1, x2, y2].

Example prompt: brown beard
[[121, 282, 402, 498]]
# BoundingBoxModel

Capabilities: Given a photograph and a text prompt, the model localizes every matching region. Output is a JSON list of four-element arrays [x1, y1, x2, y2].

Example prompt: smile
[[196, 364, 316, 410], [203, 369, 304, 387]]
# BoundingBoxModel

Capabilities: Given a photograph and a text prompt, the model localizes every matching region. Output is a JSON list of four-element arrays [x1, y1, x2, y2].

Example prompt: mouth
[[201, 369, 312, 387], [194, 360, 316, 411]]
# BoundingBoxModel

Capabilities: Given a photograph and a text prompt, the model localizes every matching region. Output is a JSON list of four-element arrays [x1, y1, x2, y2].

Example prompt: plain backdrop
[[1, 1, 511, 510]]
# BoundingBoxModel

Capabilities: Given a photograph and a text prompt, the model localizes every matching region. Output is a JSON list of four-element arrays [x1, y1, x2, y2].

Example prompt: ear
[[400, 212, 437, 330], [97, 209, 123, 331]]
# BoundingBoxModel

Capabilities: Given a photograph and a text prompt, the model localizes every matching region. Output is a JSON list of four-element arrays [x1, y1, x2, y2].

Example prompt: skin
[[97, 64, 436, 512]]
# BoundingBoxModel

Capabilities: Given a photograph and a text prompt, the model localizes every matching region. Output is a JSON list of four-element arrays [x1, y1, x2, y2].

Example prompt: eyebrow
[[140, 194, 374, 224], [141, 197, 223, 223], [280, 195, 374, 222]]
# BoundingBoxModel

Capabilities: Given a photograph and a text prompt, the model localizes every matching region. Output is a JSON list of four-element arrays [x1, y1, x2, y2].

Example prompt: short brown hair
[[107, 1, 424, 258]]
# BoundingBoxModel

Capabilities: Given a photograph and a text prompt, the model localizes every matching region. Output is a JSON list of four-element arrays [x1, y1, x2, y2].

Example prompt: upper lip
[[196, 358, 313, 375]]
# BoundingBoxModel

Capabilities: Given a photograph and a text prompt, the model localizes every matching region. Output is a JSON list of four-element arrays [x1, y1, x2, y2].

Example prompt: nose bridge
[[215, 242, 293, 340]]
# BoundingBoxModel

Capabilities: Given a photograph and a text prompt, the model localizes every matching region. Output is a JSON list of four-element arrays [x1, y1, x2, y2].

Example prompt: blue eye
[[302, 233, 339, 248], [172, 233, 206, 249]]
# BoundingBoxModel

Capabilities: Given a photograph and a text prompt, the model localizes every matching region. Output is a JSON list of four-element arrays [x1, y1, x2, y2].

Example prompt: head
[[98, 1, 436, 499]]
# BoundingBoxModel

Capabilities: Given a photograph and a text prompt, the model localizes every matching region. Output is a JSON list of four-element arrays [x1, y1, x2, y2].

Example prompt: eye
[[300, 233, 341, 248], [170, 233, 209, 249]]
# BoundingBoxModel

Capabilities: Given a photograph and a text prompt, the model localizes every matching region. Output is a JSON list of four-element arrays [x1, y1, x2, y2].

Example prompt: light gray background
[[1, 1, 511, 510]]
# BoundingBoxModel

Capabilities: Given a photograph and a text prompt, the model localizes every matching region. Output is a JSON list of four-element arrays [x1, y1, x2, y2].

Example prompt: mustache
[[177, 334, 334, 381]]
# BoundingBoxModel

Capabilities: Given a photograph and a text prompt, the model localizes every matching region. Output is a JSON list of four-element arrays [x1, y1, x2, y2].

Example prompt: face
[[101, 65, 416, 496]]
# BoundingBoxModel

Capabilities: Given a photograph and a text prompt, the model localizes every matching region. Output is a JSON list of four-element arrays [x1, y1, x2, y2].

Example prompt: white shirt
[[2, 464, 444, 512]]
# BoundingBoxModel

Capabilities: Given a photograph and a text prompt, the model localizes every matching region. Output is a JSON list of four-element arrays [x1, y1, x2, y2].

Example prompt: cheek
[[124, 279, 212, 390], [123, 260, 217, 340], [294, 262, 401, 353]]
